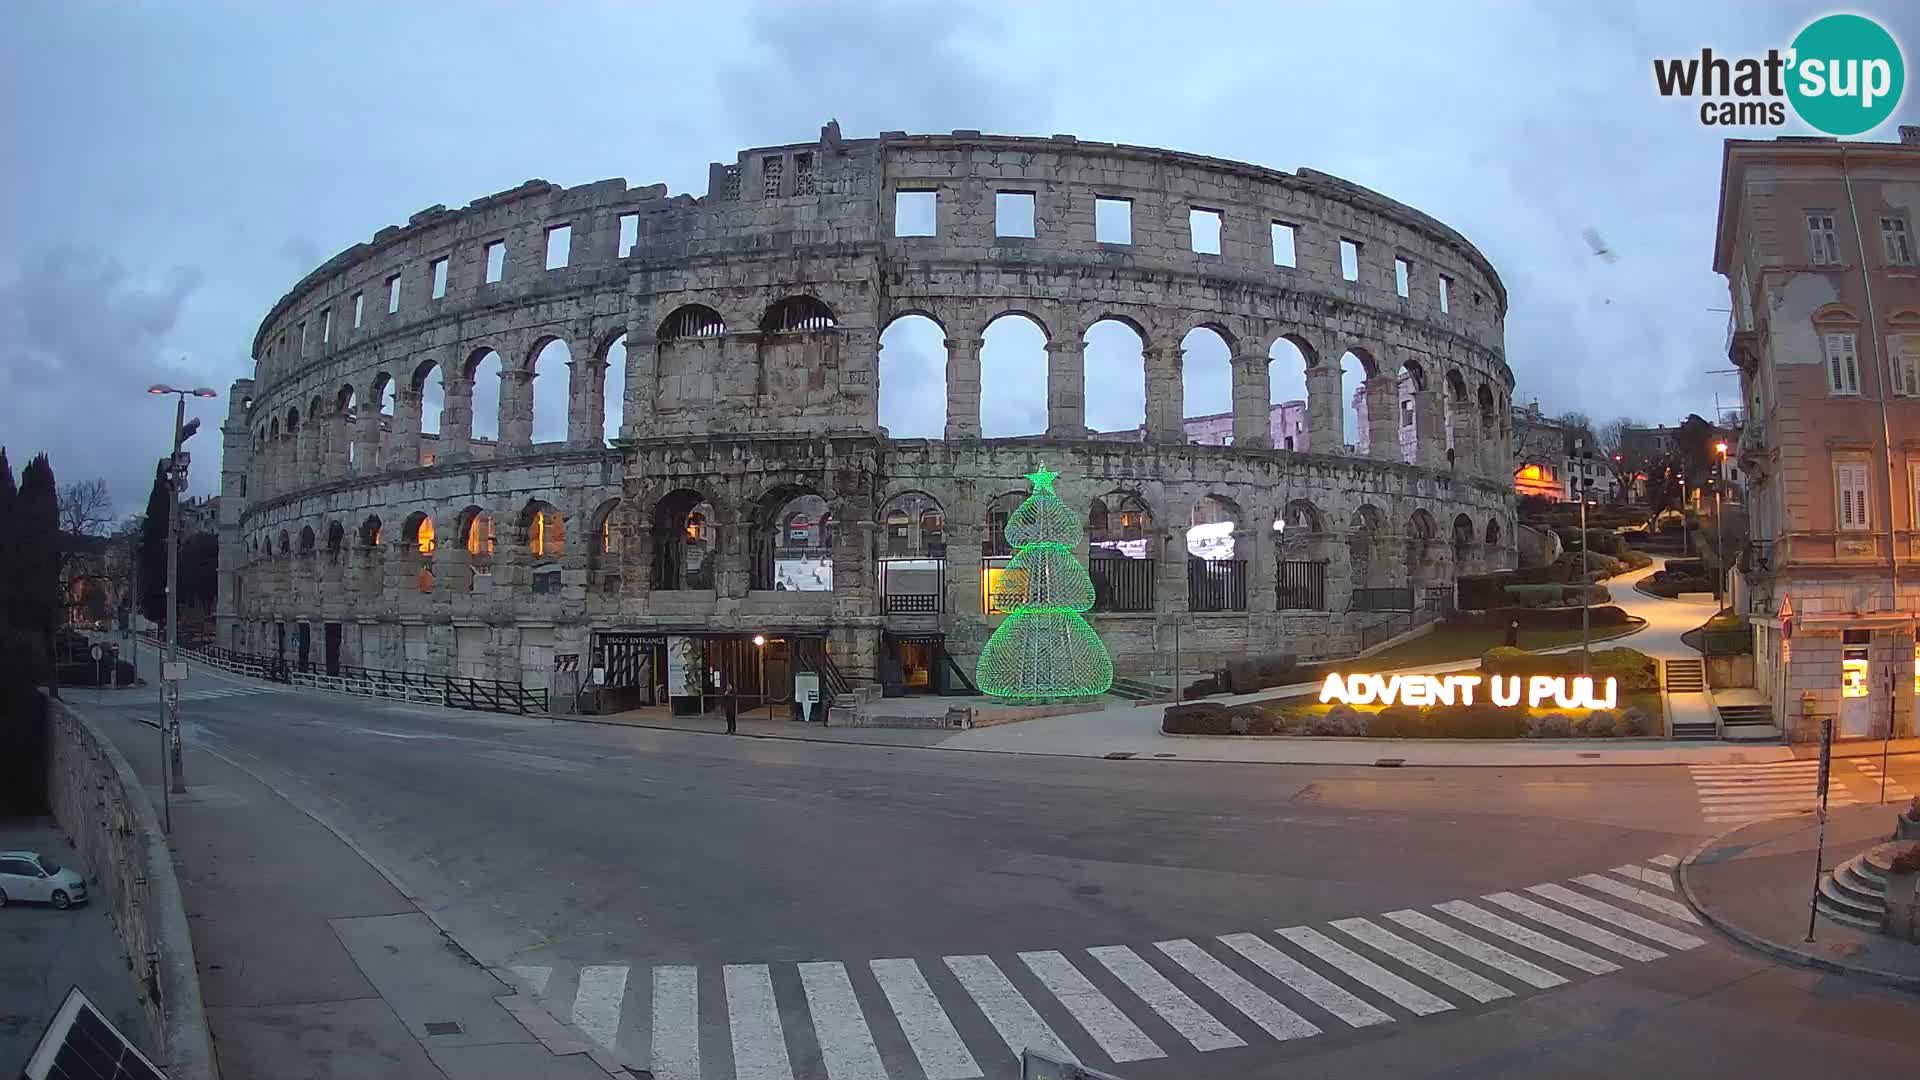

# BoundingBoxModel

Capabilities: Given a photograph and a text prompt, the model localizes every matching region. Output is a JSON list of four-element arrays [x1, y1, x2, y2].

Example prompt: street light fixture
[[148, 382, 218, 820], [752, 634, 769, 721]]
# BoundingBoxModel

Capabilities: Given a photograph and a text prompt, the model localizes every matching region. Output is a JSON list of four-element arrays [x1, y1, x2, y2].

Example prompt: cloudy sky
[[3, 1, 1916, 517]]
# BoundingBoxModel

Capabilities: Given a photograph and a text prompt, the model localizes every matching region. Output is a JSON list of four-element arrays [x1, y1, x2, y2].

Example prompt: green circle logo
[[1787, 14, 1905, 136]]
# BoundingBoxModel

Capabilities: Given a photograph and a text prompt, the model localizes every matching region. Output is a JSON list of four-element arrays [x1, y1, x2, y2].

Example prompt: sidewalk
[[85, 704, 622, 1080], [1681, 804, 1920, 989]]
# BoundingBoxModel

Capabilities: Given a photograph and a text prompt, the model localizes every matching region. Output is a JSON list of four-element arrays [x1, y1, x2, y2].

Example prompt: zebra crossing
[[1689, 757, 1917, 825], [505, 856, 1702, 1078], [99, 684, 283, 707], [1852, 757, 1915, 804]]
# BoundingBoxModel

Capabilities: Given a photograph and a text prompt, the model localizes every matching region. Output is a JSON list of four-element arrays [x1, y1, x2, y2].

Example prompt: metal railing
[[1092, 556, 1155, 612], [1350, 587, 1415, 611], [879, 557, 945, 614], [1187, 558, 1248, 612], [1276, 559, 1329, 610], [144, 636, 548, 715]]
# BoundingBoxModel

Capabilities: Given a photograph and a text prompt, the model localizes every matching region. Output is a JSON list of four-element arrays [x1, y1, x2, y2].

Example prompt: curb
[[1676, 821, 1920, 993]]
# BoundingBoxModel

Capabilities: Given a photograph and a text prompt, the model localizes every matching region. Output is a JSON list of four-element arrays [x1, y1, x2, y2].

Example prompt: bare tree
[[1598, 416, 1640, 501], [1555, 410, 1595, 453], [58, 477, 114, 537]]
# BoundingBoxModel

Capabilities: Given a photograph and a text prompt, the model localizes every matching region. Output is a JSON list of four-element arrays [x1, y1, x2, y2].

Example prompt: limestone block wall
[[222, 125, 1516, 687]]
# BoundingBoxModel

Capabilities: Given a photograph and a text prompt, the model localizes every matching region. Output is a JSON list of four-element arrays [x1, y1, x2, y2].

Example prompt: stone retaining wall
[[45, 700, 217, 1079]]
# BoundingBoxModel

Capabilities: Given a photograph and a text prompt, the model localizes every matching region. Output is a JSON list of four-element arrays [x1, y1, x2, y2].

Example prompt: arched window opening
[[414, 361, 444, 439], [524, 502, 565, 559], [980, 313, 1048, 437], [651, 489, 716, 591], [660, 304, 725, 340], [754, 490, 832, 591], [877, 492, 945, 613], [602, 334, 627, 445], [1339, 350, 1372, 453], [878, 315, 946, 438], [1268, 336, 1314, 451], [467, 349, 504, 443], [1274, 499, 1329, 611], [360, 516, 383, 548], [409, 514, 436, 556], [326, 522, 345, 563], [337, 385, 358, 470], [1187, 496, 1246, 612], [760, 296, 836, 333], [1084, 319, 1147, 439], [1180, 327, 1232, 440], [587, 499, 622, 594], [530, 339, 570, 445], [278, 530, 290, 556], [1485, 517, 1503, 546], [1089, 492, 1154, 612], [463, 509, 496, 558], [298, 526, 316, 556]]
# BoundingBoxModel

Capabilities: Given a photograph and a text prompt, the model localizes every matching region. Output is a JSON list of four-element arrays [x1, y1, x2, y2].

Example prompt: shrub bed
[[1163, 693, 1661, 739], [1479, 645, 1659, 689], [1454, 605, 1634, 630]]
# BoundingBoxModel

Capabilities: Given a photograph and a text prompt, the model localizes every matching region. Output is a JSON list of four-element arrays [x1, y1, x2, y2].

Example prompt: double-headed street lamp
[[147, 383, 217, 813]]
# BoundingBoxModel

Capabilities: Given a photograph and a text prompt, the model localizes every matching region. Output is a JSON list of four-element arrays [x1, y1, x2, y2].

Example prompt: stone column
[[569, 354, 609, 447], [944, 337, 982, 440], [713, 504, 751, 599], [438, 375, 473, 461], [1241, 526, 1273, 614], [1045, 339, 1086, 438], [1364, 376, 1399, 462], [1230, 354, 1271, 449], [832, 517, 879, 620], [1449, 396, 1478, 475], [1145, 345, 1185, 444], [354, 405, 382, 474], [500, 369, 534, 451], [1159, 522, 1191, 616], [390, 389, 423, 471], [325, 409, 350, 479], [622, 334, 657, 441], [1412, 389, 1445, 467], [275, 433, 297, 492], [1305, 364, 1344, 455], [944, 505, 983, 625]]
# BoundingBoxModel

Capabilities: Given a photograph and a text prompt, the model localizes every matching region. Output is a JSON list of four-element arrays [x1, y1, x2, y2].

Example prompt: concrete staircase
[[1665, 658, 1718, 740], [1665, 657, 1706, 693], [1717, 702, 1781, 742], [1109, 676, 1170, 702], [1817, 843, 1901, 930]]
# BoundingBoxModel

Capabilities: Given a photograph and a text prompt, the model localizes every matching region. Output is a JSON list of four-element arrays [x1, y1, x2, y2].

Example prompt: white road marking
[[1481, 892, 1666, 961], [1380, 909, 1568, 989], [1153, 938, 1320, 1042], [1433, 900, 1620, 975], [1572, 874, 1701, 924], [1085, 945, 1243, 1052], [798, 962, 887, 1080], [1215, 933, 1392, 1029], [945, 954, 1076, 1064], [1647, 854, 1680, 868], [869, 959, 981, 1080], [1526, 884, 1705, 951], [1609, 865, 1675, 891], [724, 963, 795, 1080], [510, 964, 552, 996], [570, 965, 627, 1051], [1273, 926, 1452, 1016], [652, 966, 700, 1080], [1019, 950, 1164, 1062], [1328, 918, 1512, 1004]]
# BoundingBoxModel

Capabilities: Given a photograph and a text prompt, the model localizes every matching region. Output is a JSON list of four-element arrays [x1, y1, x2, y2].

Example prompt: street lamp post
[[1714, 441, 1728, 602], [753, 634, 769, 721], [148, 383, 217, 802]]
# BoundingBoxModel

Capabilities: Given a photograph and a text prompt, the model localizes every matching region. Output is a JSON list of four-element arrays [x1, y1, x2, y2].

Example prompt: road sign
[[90, 643, 106, 661], [795, 672, 821, 722], [162, 660, 187, 682]]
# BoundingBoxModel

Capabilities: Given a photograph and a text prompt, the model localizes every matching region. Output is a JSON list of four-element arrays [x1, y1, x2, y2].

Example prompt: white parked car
[[0, 850, 88, 909]]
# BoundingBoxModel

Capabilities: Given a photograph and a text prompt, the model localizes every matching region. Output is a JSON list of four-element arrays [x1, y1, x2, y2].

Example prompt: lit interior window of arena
[[416, 518, 435, 555]]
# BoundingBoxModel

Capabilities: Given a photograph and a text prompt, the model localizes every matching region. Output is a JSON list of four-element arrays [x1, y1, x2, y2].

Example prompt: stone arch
[[1188, 494, 1242, 560], [1485, 516, 1502, 546], [359, 515, 383, 548], [1084, 318, 1147, 438], [277, 529, 290, 555], [465, 347, 505, 443], [1181, 326, 1233, 436], [1477, 383, 1497, 435], [659, 303, 726, 340], [600, 333, 628, 445], [285, 405, 301, 434], [981, 489, 1028, 558], [1401, 357, 1428, 391], [1089, 491, 1154, 559], [527, 337, 570, 445], [412, 359, 444, 437], [651, 487, 717, 591], [325, 520, 345, 563], [403, 511, 436, 556], [457, 504, 495, 559], [1411, 509, 1440, 540], [750, 484, 833, 591], [980, 312, 1050, 437], [1450, 512, 1476, 576], [878, 314, 946, 439], [879, 490, 946, 559], [760, 295, 837, 333], [586, 497, 623, 589], [519, 499, 565, 560], [298, 525, 316, 555]]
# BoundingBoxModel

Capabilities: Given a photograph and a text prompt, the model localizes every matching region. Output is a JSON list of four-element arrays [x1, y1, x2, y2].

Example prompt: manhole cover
[[1373, 758, 1405, 768], [1104, 751, 1136, 760], [424, 1021, 464, 1037]]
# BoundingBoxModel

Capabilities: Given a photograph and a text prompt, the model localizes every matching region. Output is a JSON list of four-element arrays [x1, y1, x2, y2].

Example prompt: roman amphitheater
[[216, 122, 1517, 710]]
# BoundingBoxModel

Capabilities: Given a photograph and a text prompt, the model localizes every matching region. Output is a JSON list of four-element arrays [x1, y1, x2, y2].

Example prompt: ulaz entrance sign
[[1319, 672, 1619, 710]]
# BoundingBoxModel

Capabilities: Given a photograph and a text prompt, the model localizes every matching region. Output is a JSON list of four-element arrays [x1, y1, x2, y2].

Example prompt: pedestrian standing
[[1505, 620, 1519, 648], [723, 672, 738, 735]]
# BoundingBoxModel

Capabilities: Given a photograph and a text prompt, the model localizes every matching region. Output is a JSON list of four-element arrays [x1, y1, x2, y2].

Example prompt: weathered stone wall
[[222, 125, 1516, 684], [46, 701, 217, 1079]]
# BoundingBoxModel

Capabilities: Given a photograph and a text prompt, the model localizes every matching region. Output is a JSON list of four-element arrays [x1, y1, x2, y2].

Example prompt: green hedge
[[1163, 696, 1660, 739], [1479, 645, 1659, 689], [1455, 605, 1634, 629]]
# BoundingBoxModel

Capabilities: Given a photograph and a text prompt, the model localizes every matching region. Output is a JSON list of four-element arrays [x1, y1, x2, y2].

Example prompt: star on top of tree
[[1026, 467, 1059, 494]]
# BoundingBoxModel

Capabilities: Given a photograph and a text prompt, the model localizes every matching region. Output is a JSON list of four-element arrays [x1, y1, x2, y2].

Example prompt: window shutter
[[1839, 463, 1869, 530]]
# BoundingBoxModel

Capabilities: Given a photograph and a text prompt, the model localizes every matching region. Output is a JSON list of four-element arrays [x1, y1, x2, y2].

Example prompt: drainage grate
[[1373, 758, 1405, 768], [424, 1021, 464, 1037], [1104, 751, 1136, 760]]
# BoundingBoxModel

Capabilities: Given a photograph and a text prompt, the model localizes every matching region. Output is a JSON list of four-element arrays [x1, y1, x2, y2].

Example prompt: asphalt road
[[98, 658, 1920, 1079]]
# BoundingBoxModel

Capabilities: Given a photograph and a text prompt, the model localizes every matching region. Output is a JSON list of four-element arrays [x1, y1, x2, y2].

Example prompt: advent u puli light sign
[[1319, 673, 1619, 710]]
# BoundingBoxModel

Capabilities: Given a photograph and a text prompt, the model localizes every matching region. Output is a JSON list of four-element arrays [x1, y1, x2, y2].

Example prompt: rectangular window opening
[[321, 308, 332, 343], [996, 191, 1036, 238], [386, 274, 401, 314], [296, 320, 307, 350], [1824, 331, 1860, 395], [1883, 215, 1915, 266], [894, 190, 937, 237], [1438, 275, 1453, 313], [1190, 207, 1223, 255], [352, 293, 364, 328], [617, 214, 638, 258], [430, 257, 449, 300], [1271, 222, 1297, 267], [485, 240, 506, 283], [794, 152, 816, 196], [1394, 256, 1411, 298], [761, 155, 784, 199], [1339, 239, 1361, 282], [1808, 212, 1840, 266], [1837, 460, 1870, 531], [1095, 196, 1132, 244], [545, 224, 572, 270]]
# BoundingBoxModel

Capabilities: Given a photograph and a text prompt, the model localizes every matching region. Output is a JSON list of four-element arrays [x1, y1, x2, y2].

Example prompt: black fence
[[1276, 560, 1328, 611], [879, 558, 945, 614], [150, 638, 548, 715], [1350, 587, 1415, 612], [1187, 558, 1248, 612], [1092, 557, 1155, 612]]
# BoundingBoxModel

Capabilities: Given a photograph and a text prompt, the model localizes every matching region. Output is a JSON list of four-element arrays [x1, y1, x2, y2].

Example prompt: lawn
[[1363, 619, 1644, 669]]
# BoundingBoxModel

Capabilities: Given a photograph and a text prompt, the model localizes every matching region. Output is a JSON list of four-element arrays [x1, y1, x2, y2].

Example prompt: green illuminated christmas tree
[[976, 467, 1114, 700]]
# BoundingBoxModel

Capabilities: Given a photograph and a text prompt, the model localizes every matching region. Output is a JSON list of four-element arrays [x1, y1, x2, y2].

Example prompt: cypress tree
[[16, 454, 60, 692], [139, 457, 171, 626], [0, 447, 14, 630]]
